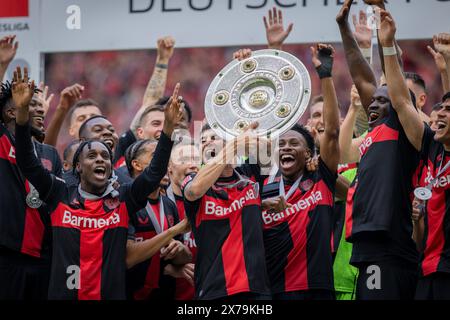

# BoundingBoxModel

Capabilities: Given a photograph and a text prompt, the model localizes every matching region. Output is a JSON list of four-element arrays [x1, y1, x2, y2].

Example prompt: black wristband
[[315, 47, 333, 79], [315, 65, 332, 79], [156, 63, 168, 69]]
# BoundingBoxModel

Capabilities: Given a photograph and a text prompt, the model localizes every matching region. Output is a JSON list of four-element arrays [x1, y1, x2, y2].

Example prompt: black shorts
[[355, 259, 418, 300], [273, 289, 335, 300], [0, 247, 50, 300], [415, 272, 450, 300]]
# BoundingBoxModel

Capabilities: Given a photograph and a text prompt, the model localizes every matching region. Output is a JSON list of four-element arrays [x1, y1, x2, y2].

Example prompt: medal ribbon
[[145, 198, 165, 234]]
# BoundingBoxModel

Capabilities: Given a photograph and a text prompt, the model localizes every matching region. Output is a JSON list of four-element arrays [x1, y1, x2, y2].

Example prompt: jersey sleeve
[[113, 129, 136, 166], [420, 125, 436, 160], [51, 146, 63, 178], [181, 173, 201, 222], [128, 218, 136, 241], [15, 123, 66, 210], [318, 156, 338, 193], [126, 131, 174, 213], [165, 196, 182, 242]]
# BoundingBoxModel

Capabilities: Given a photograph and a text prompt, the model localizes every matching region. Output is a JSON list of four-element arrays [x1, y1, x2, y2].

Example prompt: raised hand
[[233, 48, 252, 61], [263, 7, 293, 50], [58, 83, 84, 111], [36, 82, 55, 116], [433, 33, 450, 60], [427, 45, 447, 73], [12, 66, 36, 125], [336, 0, 354, 25], [311, 44, 335, 78], [163, 83, 184, 137], [378, 10, 396, 47], [363, 0, 386, 9], [0, 35, 18, 66], [157, 36, 175, 63], [352, 10, 372, 49]]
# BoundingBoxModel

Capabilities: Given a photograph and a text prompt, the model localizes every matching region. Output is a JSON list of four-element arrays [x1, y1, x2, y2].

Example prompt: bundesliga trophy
[[204, 49, 311, 139]]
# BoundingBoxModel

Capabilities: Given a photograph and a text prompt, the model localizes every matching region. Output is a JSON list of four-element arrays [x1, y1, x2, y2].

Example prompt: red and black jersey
[[346, 107, 419, 265], [127, 195, 180, 300], [0, 124, 62, 258], [113, 129, 136, 168], [261, 158, 336, 294], [172, 193, 197, 300], [14, 123, 173, 300], [419, 126, 450, 276], [182, 164, 270, 300]]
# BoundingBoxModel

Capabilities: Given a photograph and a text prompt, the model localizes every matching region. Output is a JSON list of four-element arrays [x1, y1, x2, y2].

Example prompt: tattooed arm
[[130, 36, 175, 133]]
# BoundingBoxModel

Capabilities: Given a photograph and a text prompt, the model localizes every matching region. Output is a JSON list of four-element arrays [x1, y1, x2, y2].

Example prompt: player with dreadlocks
[[12, 66, 189, 300], [0, 79, 62, 299]]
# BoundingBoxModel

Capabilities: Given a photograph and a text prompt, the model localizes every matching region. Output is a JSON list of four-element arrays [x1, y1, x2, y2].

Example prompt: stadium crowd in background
[[0, 0, 450, 301]]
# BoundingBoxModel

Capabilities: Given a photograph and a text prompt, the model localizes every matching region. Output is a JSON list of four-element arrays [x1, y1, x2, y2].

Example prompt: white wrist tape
[[383, 46, 397, 56]]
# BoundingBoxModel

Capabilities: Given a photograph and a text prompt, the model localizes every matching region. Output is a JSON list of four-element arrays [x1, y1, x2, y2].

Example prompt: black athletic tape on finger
[[315, 47, 333, 79]]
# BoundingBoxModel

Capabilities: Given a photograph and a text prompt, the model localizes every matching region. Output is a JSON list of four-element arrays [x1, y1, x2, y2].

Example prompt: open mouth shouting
[[279, 153, 296, 171], [93, 165, 107, 180], [368, 110, 380, 125], [32, 116, 45, 129], [436, 119, 447, 131], [103, 138, 115, 150]]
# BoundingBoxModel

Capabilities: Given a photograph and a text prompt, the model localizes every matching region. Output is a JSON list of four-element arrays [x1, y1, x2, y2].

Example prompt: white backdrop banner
[[1, 0, 450, 80]]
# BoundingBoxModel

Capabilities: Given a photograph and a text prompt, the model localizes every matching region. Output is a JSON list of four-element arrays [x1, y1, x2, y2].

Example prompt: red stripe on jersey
[[422, 157, 450, 276], [284, 214, 309, 291], [0, 0, 28, 18], [176, 198, 186, 220], [262, 179, 333, 291], [51, 200, 128, 299], [114, 156, 125, 169], [79, 230, 103, 300], [0, 134, 16, 164], [345, 183, 357, 240], [221, 204, 249, 295], [359, 124, 399, 158], [133, 231, 161, 300], [20, 181, 45, 257]]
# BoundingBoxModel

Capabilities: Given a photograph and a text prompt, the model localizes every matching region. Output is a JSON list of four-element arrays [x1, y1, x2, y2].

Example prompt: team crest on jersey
[[167, 214, 174, 227], [104, 197, 120, 211], [300, 179, 314, 191], [137, 214, 149, 225], [40, 158, 53, 172]]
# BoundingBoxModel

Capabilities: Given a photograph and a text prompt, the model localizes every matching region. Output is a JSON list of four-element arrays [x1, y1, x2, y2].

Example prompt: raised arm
[[36, 82, 55, 117], [184, 125, 258, 202], [336, 0, 377, 111], [129, 84, 182, 208], [44, 84, 84, 146], [430, 33, 450, 94], [0, 35, 18, 81], [340, 85, 364, 164], [130, 36, 174, 133], [379, 10, 423, 151], [352, 10, 373, 64], [311, 44, 340, 172], [263, 7, 293, 50], [13, 67, 55, 201]]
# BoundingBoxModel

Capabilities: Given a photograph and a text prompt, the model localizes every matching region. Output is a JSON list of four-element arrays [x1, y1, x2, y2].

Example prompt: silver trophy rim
[[204, 49, 311, 140]]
